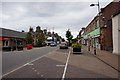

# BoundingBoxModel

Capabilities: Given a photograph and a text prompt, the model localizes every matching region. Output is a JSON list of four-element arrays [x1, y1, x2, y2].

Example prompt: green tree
[[37, 34, 46, 47], [25, 32, 33, 44], [72, 38, 78, 43], [37, 38, 42, 47], [66, 29, 73, 45]]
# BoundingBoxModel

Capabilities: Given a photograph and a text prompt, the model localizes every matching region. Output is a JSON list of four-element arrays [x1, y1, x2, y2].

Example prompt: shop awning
[[0, 37, 10, 40]]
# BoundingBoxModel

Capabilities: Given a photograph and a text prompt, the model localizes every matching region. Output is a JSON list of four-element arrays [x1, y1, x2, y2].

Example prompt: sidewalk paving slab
[[82, 45, 119, 72]]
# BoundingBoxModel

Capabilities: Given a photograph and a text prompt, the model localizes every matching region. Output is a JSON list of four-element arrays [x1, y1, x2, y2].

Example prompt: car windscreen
[[61, 42, 67, 45]]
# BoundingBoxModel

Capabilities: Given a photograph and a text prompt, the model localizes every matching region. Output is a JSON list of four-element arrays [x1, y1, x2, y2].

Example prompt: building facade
[[100, 2, 120, 51], [83, 2, 120, 51], [29, 26, 44, 46], [0, 28, 26, 51], [112, 10, 120, 55], [84, 16, 101, 49], [78, 28, 85, 44]]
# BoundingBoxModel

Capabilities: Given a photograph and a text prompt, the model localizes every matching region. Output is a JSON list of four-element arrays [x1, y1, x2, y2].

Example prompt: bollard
[[94, 47, 96, 55], [88, 46, 90, 51]]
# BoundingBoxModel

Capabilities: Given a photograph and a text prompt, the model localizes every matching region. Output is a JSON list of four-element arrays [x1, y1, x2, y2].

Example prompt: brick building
[[0, 28, 26, 51], [84, 16, 100, 49], [100, 2, 120, 51], [78, 28, 85, 44], [83, 2, 120, 51], [29, 26, 44, 46]]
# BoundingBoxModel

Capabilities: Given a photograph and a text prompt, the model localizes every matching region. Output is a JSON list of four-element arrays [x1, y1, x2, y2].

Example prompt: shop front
[[84, 28, 101, 49], [0, 37, 11, 51], [0, 37, 25, 51], [0, 27, 26, 51]]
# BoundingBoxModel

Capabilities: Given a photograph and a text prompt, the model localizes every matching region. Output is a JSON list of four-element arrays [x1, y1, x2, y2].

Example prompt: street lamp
[[90, 0, 101, 55], [90, 0, 101, 15]]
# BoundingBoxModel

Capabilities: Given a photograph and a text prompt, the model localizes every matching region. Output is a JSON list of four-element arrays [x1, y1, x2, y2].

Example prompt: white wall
[[112, 13, 120, 55]]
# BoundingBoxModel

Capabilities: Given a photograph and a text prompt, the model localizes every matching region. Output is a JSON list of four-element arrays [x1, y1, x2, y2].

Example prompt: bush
[[72, 43, 82, 48]]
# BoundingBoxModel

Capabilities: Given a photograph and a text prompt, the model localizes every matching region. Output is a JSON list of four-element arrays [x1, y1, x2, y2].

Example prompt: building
[[83, 2, 120, 51], [29, 26, 44, 46], [100, 2, 120, 51], [112, 10, 120, 55], [0, 28, 26, 50], [84, 16, 100, 49], [78, 28, 85, 44]]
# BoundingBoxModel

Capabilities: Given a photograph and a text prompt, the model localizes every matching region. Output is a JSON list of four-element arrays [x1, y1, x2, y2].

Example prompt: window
[[108, 19, 112, 26], [96, 20, 99, 28], [2, 40, 9, 47], [90, 26, 91, 32], [93, 23, 95, 30]]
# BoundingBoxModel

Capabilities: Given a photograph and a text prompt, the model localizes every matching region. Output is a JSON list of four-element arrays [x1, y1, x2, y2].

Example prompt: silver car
[[50, 42, 57, 47], [59, 42, 68, 49]]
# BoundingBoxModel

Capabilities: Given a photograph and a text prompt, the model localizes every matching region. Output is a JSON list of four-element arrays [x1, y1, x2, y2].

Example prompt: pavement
[[82, 45, 120, 72], [1, 46, 120, 80]]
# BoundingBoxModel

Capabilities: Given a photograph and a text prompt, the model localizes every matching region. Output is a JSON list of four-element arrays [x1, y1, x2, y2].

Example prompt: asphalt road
[[2, 46, 58, 75], [1, 46, 118, 80]]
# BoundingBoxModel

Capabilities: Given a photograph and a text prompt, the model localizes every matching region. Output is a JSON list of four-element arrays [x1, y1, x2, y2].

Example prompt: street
[[1, 46, 119, 80], [2, 46, 58, 75], [1, 1, 120, 80]]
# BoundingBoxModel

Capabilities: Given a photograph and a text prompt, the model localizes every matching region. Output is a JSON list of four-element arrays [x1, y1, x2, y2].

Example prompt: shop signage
[[0, 37, 10, 40], [84, 28, 101, 39]]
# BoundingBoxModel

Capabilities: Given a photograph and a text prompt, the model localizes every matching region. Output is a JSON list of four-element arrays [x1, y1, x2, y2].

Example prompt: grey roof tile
[[0, 27, 26, 38]]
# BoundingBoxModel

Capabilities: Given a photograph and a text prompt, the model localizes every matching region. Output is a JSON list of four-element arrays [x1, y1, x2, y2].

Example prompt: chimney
[[36, 26, 41, 32]]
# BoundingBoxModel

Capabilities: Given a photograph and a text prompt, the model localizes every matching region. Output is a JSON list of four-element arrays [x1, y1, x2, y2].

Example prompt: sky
[[0, 0, 113, 39]]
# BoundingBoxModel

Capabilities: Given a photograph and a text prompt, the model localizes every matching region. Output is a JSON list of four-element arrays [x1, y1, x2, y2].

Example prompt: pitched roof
[[0, 27, 26, 38]]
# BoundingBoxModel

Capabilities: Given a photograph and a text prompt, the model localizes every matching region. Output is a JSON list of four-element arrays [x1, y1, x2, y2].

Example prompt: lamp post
[[90, 0, 101, 55]]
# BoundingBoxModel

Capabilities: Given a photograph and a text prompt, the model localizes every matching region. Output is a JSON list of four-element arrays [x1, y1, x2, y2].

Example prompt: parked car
[[59, 42, 68, 49], [50, 42, 57, 47]]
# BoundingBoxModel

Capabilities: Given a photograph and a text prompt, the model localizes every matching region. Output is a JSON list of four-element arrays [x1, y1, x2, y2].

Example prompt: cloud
[[1, 1, 112, 39], [2, 0, 114, 2]]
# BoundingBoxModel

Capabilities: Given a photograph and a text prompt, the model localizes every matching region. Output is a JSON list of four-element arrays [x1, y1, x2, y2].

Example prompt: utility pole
[[90, 0, 101, 55]]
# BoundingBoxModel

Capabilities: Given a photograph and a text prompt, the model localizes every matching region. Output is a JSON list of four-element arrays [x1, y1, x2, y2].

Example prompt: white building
[[112, 10, 120, 55]]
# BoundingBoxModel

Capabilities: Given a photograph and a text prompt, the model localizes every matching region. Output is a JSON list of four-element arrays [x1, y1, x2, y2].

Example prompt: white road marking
[[24, 63, 34, 66], [61, 49, 71, 80], [56, 65, 65, 67], [1, 48, 58, 78]]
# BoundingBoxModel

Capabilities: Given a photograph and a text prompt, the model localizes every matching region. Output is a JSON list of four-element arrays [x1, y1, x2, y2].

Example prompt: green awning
[[84, 27, 101, 39]]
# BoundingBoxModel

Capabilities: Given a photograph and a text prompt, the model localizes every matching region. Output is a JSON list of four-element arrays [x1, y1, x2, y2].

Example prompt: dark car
[[59, 42, 68, 49]]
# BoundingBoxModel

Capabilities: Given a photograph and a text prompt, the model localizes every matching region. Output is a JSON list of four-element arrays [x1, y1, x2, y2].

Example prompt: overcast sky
[[1, 0, 113, 39]]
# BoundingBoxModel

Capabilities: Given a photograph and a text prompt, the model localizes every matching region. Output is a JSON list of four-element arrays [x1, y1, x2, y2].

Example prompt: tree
[[66, 29, 73, 45], [62, 38, 65, 42], [37, 33, 46, 47], [25, 32, 33, 44], [72, 38, 78, 43], [37, 38, 43, 47]]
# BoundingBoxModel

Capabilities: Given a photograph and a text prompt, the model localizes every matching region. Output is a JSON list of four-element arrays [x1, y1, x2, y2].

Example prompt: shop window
[[17, 40, 23, 45], [2, 40, 9, 47]]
